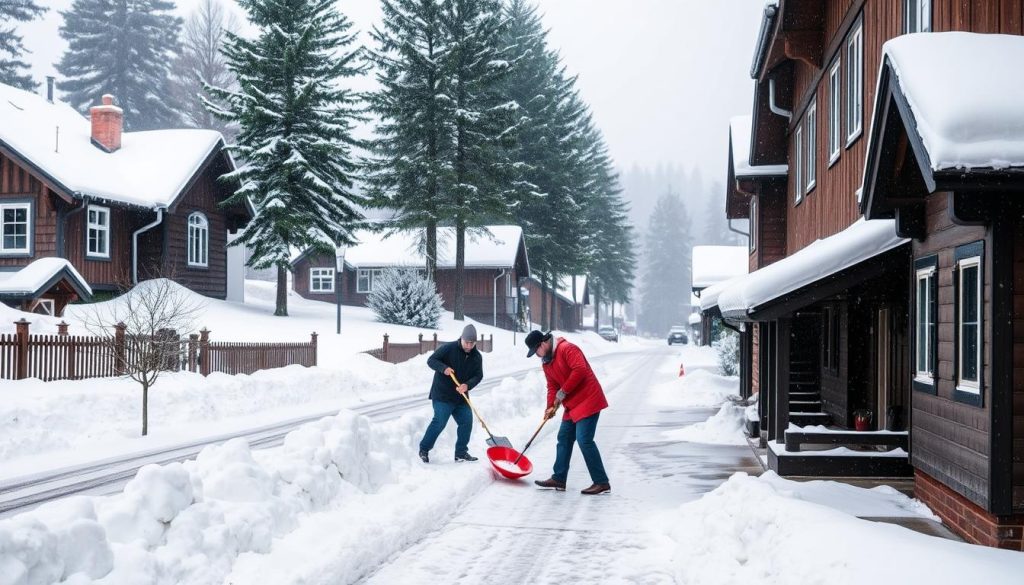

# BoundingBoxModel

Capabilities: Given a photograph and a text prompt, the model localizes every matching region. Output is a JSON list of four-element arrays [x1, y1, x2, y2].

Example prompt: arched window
[[188, 212, 208, 267]]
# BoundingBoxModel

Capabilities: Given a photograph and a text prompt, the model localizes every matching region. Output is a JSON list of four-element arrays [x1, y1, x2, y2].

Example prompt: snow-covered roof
[[555, 275, 587, 305], [698, 274, 744, 312], [883, 33, 1024, 171], [331, 225, 526, 270], [730, 116, 788, 178], [692, 245, 749, 290], [0, 258, 92, 298], [0, 82, 224, 209], [687, 312, 702, 325], [717, 219, 907, 317]]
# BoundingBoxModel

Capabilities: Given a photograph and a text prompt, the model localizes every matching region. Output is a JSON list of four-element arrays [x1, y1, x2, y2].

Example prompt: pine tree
[[364, 0, 452, 281], [169, 0, 239, 140], [441, 0, 518, 320], [368, 268, 443, 328], [57, 0, 183, 130], [207, 0, 365, 317], [638, 189, 691, 336], [0, 0, 45, 90]]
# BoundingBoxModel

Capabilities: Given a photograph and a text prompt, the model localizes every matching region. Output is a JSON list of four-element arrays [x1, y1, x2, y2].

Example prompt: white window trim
[[794, 126, 803, 204], [86, 204, 110, 259], [187, 212, 209, 268], [914, 266, 935, 381], [806, 99, 817, 193], [310, 267, 335, 294], [903, 0, 932, 33], [845, 21, 864, 145], [0, 202, 31, 254], [31, 298, 55, 316], [828, 59, 842, 164], [956, 256, 982, 392], [749, 197, 758, 253], [357, 268, 384, 294]]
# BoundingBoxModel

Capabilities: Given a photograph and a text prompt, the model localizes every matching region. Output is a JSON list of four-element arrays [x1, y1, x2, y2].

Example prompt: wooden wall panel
[[0, 152, 57, 267], [163, 161, 230, 299], [1014, 212, 1024, 509]]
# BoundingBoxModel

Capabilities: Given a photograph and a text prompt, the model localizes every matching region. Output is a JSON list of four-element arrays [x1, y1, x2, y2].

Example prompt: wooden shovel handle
[[513, 417, 550, 466], [449, 372, 495, 439]]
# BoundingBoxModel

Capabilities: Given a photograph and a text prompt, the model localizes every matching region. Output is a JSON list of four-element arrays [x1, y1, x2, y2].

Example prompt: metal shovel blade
[[486, 435, 514, 449]]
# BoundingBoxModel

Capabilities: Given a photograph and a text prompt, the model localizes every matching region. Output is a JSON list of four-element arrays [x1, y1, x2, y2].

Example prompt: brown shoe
[[581, 483, 611, 495], [534, 477, 566, 491]]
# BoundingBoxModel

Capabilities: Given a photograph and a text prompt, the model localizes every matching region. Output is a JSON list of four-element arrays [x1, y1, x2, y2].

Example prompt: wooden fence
[[367, 332, 493, 364], [1, 319, 317, 381]]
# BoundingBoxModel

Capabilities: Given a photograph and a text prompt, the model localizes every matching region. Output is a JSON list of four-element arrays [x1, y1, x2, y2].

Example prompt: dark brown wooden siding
[[1014, 212, 1024, 510], [932, 0, 1024, 33], [820, 304, 849, 424], [0, 152, 57, 266], [754, 183, 788, 269], [911, 193, 992, 509], [161, 161, 231, 299], [64, 205, 140, 288]]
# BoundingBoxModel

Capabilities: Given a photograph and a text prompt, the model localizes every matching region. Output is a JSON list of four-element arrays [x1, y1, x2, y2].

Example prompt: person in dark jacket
[[525, 330, 610, 495], [418, 324, 484, 463]]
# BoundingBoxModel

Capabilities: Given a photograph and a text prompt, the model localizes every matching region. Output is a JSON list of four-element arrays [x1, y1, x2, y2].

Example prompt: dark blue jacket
[[427, 340, 483, 404]]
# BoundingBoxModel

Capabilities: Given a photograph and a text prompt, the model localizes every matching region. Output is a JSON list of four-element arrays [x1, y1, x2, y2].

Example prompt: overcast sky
[[20, 0, 764, 185]]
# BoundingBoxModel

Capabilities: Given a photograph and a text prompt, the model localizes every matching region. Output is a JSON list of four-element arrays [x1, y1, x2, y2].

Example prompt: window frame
[[903, 0, 932, 34], [845, 19, 864, 146], [309, 267, 335, 294], [187, 212, 209, 268], [30, 298, 55, 316], [86, 204, 111, 260], [749, 197, 758, 254], [794, 125, 804, 205], [805, 99, 817, 193], [0, 200, 33, 256], [356, 268, 384, 294], [953, 241, 984, 406], [912, 255, 938, 393], [828, 58, 842, 165]]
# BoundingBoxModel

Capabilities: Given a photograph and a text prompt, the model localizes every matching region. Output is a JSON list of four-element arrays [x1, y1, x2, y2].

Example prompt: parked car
[[597, 325, 619, 342], [667, 326, 688, 345]]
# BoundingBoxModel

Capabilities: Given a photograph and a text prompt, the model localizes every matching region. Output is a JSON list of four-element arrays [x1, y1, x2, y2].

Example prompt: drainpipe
[[768, 78, 792, 120], [492, 268, 508, 327], [133, 207, 165, 285], [728, 219, 749, 239]]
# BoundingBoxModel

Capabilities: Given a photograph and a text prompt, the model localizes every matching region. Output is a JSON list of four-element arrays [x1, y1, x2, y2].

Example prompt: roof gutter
[[133, 207, 165, 284], [750, 3, 779, 78]]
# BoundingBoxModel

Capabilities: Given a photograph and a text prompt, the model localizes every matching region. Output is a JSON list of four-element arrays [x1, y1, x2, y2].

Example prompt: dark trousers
[[419, 400, 473, 455], [552, 412, 608, 484]]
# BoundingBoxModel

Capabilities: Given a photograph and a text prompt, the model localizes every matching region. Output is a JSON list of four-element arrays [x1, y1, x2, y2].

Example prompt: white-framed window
[[187, 212, 209, 267], [0, 202, 31, 254], [30, 299, 55, 316], [903, 0, 931, 33], [805, 99, 817, 193], [749, 197, 758, 253], [356, 268, 384, 293], [828, 59, 842, 164], [845, 20, 864, 144], [794, 125, 803, 204], [87, 204, 110, 258], [956, 256, 981, 392], [914, 264, 936, 382], [310, 267, 335, 293]]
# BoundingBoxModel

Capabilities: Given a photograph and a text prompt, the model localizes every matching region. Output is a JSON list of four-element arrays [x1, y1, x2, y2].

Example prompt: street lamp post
[[335, 246, 346, 335]]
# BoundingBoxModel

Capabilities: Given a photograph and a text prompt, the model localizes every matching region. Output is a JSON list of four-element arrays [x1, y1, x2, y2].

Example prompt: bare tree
[[84, 278, 205, 436], [169, 0, 239, 139]]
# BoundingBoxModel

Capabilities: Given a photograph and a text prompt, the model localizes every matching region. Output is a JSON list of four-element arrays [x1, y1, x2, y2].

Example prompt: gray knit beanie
[[461, 324, 477, 342]]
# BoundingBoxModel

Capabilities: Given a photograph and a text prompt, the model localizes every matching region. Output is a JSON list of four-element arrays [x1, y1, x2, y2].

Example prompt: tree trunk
[[611, 301, 616, 329], [142, 382, 149, 436], [540, 273, 549, 330], [275, 265, 288, 316], [454, 217, 465, 320], [426, 220, 438, 285], [571, 276, 577, 331], [593, 283, 602, 332]]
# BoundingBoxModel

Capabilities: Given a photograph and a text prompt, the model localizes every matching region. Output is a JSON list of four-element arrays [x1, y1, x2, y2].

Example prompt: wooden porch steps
[[789, 400, 824, 412], [788, 411, 832, 426]]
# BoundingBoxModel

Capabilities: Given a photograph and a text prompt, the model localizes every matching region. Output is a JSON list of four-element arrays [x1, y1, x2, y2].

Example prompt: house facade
[[704, 0, 1024, 548], [291, 226, 531, 330], [0, 83, 250, 315], [522, 275, 589, 332]]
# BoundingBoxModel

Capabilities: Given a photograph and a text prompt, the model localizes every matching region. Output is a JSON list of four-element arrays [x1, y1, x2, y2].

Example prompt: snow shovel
[[487, 412, 553, 480], [448, 372, 513, 449]]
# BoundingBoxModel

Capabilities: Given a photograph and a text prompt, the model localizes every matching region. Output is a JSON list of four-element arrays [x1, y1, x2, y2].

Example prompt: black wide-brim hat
[[525, 330, 546, 357]]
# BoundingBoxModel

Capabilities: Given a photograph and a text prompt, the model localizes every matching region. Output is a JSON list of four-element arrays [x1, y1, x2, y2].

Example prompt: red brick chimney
[[90, 94, 123, 152]]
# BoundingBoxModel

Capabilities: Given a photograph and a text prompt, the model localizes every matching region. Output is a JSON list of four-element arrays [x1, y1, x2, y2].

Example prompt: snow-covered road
[[358, 347, 761, 584]]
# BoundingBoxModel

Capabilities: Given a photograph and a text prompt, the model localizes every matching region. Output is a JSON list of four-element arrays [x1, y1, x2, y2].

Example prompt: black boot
[[454, 452, 478, 462], [419, 450, 429, 463]]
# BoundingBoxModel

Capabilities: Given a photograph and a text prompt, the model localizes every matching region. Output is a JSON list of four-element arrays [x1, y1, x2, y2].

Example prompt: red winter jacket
[[542, 338, 608, 422]]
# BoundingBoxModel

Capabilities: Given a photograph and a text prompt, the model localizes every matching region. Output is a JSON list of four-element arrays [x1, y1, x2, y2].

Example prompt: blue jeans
[[552, 412, 608, 484], [419, 400, 473, 455]]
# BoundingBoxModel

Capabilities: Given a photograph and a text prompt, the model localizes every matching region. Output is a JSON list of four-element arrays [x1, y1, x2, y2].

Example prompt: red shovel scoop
[[486, 414, 551, 480]]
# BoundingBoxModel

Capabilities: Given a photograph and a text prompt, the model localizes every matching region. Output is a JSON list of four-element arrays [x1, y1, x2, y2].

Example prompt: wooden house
[[0, 82, 251, 314], [291, 226, 530, 329], [522, 275, 589, 332], [703, 0, 1024, 548]]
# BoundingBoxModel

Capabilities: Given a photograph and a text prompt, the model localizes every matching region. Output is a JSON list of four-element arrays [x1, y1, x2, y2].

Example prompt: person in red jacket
[[524, 330, 610, 495]]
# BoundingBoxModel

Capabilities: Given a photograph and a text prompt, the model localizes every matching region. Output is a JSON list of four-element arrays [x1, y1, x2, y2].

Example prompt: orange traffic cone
[[679, 363, 685, 377]]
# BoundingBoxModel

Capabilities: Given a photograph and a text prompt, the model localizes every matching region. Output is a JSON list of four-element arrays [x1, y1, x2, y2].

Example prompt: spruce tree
[[365, 0, 451, 282], [368, 268, 443, 328], [0, 0, 45, 90], [441, 0, 517, 320], [638, 189, 691, 336], [57, 0, 183, 130], [207, 0, 365, 317]]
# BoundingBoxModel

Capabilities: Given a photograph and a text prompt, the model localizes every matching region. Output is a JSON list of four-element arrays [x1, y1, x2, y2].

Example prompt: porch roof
[[717, 219, 907, 320], [730, 116, 788, 180], [0, 258, 92, 301], [692, 245, 749, 291]]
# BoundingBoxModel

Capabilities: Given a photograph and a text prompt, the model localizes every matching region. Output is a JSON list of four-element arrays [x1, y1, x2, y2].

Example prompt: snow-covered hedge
[[367, 269, 443, 328]]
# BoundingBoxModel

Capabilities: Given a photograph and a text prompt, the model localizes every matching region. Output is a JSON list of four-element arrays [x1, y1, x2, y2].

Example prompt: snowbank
[[651, 368, 739, 409], [668, 472, 1024, 585], [663, 402, 747, 445]]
